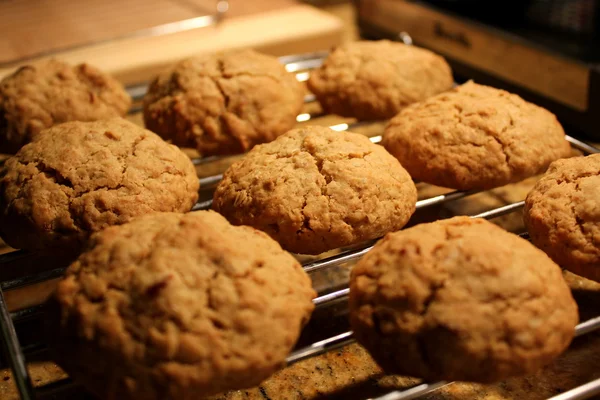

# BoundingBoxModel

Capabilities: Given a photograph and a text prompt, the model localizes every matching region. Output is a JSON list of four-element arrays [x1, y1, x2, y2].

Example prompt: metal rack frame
[[1, 51, 600, 400]]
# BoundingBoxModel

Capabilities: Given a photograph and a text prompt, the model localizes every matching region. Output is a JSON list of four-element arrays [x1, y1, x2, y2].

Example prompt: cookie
[[45, 210, 315, 400], [0, 118, 199, 252], [307, 40, 453, 120], [0, 59, 131, 154], [143, 49, 304, 157], [524, 154, 600, 282], [349, 216, 578, 383], [212, 125, 417, 255], [382, 81, 572, 190]]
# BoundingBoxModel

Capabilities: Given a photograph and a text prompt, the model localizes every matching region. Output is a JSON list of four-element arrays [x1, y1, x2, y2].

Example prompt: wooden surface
[[0, 0, 211, 64], [0, 0, 344, 85], [0, 0, 316, 66]]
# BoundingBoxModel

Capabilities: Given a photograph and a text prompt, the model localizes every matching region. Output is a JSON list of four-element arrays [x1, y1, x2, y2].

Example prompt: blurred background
[[4, 0, 597, 139]]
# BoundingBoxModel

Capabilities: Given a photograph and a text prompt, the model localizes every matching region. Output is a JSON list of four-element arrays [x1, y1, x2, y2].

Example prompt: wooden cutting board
[[0, 0, 344, 85]]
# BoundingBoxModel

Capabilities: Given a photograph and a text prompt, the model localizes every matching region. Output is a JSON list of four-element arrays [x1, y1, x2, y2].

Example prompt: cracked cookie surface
[[307, 40, 453, 120], [45, 211, 316, 400], [382, 81, 572, 190], [142, 49, 305, 156], [0, 118, 199, 251], [0, 59, 131, 154], [349, 216, 578, 383], [524, 154, 600, 282], [212, 125, 418, 255]]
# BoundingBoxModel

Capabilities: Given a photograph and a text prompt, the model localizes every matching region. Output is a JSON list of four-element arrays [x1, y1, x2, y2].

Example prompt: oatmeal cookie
[[212, 125, 417, 255], [349, 216, 578, 383], [45, 210, 316, 400], [524, 154, 600, 282], [307, 40, 453, 120], [0, 118, 198, 251], [382, 81, 572, 190], [0, 59, 131, 153], [143, 49, 304, 156]]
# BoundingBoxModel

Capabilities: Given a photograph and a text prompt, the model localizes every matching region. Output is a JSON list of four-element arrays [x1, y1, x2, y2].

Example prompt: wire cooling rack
[[1, 50, 600, 400]]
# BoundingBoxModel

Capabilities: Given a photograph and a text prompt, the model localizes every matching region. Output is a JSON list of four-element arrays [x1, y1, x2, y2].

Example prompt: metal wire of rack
[[1, 51, 600, 400]]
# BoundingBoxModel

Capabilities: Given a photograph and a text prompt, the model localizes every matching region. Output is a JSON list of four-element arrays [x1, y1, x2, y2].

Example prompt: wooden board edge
[[0, 4, 344, 85]]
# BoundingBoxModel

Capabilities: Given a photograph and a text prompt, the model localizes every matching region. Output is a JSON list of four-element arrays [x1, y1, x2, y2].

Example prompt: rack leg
[[0, 287, 35, 400]]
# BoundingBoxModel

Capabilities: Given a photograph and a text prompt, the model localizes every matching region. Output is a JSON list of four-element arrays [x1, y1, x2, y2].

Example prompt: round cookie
[[143, 49, 304, 157], [307, 40, 453, 120], [349, 216, 578, 383], [382, 81, 572, 190], [524, 154, 600, 282], [0, 59, 131, 154], [212, 125, 418, 255], [0, 118, 199, 251], [45, 210, 316, 400]]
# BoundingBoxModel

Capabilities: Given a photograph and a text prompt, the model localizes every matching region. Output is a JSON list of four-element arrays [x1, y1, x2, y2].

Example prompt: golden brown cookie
[[307, 40, 453, 120], [382, 81, 572, 190], [212, 125, 418, 255], [143, 49, 304, 157], [0, 118, 199, 252], [45, 210, 316, 400], [349, 216, 578, 383], [524, 154, 600, 282], [0, 59, 131, 154]]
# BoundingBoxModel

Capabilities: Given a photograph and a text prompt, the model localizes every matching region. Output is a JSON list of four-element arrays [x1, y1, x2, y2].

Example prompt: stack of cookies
[[0, 39, 594, 399]]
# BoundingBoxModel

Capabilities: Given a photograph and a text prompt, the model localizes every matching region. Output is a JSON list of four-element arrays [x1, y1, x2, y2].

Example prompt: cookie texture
[[212, 126, 418, 255], [349, 216, 578, 383], [45, 211, 315, 400], [0, 59, 131, 153], [382, 81, 572, 190], [0, 118, 199, 251], [524, 154, 600, 282], [143, 49, 304, 156], [307, 40, 453, 120]]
